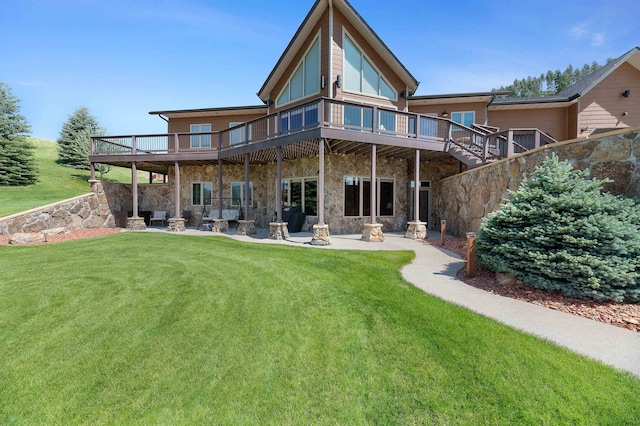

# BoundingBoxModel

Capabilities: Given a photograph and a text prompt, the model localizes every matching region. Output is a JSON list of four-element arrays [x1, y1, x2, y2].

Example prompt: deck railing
[[90, 98, 558, 166]]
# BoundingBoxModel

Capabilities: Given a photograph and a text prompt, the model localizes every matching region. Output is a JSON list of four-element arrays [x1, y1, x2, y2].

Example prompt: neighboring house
[[89, 0, 640, 242]]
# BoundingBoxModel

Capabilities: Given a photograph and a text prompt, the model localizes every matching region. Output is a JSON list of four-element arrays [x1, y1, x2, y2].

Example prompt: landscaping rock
[[496, 272, 518, 286], [10, 232, 45, 245]]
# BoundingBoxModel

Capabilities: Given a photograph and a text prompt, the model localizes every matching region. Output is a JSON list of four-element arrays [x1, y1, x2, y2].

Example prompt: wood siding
[[168, 114, 266, 134], [409, 102, 488, 124], [489, 107, 568, 141], [578, 63, 640, 134]]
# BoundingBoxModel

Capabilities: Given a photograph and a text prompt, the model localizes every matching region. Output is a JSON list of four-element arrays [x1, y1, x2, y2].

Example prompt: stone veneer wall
[[167, 153, 410, 233], [101, 182, 172, 215], [0, 181, 115, 235], [436, 127, 640, 237]]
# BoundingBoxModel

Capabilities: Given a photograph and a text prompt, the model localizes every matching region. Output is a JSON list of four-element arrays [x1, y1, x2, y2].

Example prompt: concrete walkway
[[144, 226, 640, 378]]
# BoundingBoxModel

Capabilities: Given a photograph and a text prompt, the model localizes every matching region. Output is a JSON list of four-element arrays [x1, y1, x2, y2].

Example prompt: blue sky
[[1, 0, 638, 140]]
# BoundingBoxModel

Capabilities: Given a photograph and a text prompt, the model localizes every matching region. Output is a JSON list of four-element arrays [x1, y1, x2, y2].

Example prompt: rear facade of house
[[89, 0, 640, 240]]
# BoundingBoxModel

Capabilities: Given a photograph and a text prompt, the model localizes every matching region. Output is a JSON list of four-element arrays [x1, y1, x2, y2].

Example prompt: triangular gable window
[[343, 34, 396, 100], [277, 34, 321, 107]]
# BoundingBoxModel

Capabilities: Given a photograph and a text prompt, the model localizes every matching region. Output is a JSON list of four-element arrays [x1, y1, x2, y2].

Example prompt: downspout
[[328, 0, 334, 98]]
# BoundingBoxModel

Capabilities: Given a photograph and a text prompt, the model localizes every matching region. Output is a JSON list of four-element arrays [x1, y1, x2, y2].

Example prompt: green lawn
[[1, 233, 638, 424], [0, 138, 148, 217]]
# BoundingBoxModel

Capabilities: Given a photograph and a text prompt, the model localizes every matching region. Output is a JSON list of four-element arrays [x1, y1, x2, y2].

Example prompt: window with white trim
[[190, 124, 212, 149], [451, 111, 475, 128], [231, 182, 253, 207], [343, 33, 396, 100], [280, 177, 318, 216], [276, 34, 321, 107], [192, 182, 213, 206], [343, 177, 394, 217], [230, 121, 251, 145]]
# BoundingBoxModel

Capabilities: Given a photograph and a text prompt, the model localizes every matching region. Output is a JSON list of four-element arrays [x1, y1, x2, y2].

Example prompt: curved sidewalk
[[147, 227, 640, 377]]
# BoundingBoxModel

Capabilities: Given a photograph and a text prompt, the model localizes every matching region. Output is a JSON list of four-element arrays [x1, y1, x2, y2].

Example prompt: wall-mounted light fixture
[[336, 74, 342, 89], [266, 99, 274, 106], [580, 126, 590, 132], [622, 90, 631, 98], [400, 90, 408, 98], [321, 75, 326, 89], [441, 110, 449, 118], [623, 111, 629, 116]]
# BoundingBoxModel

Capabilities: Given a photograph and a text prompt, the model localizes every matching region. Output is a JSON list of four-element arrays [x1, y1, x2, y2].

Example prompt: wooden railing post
[[174, 133, 179, 154], [131, 136, 137, 155], [440, 220, 446, 246], [318, 99, 325, 127], [276, 111, 281, 136], [534, 130, 541, 149], [482, 136, 489, 162], [466, 232, 476, 278], [371, 106, 377, 133], [507, 130, 514, 157], [90, 137, 95, 155]]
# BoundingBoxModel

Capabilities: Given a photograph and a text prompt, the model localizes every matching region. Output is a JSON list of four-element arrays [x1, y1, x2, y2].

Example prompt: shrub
[[476, 155, 640, 302]]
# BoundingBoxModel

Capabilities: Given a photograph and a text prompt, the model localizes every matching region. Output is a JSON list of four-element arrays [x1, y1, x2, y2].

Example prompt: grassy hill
[[0, 138, 138, 217]]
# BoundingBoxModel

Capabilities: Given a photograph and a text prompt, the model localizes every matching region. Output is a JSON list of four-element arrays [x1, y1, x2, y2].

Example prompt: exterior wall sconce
[[265, 99, 274, 106], [321, 75, 326, 89], [580, 126, 590, 132], [336, 74, 341, 88], [441, 110, 449, 118], [401, 90, 408, 98], [622, 90, 631, 98], [623, 111, 629, 116]]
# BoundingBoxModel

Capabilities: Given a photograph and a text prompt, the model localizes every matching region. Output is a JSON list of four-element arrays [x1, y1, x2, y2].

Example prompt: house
[[88, 0, 640, 244]]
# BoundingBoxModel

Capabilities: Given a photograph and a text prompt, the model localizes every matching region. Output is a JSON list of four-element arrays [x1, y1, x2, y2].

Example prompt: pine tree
[[57, 106, 105, 170], [0, 81, 37, 186], [476, 155, 640, 302]]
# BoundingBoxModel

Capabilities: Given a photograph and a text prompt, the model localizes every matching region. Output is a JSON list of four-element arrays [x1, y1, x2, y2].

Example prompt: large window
[[451, 111, 475, 128], [231, 182, 253, 207], [276, 34, 320, 107], [280, 177, 317, 216], [192, 182, 213, 206], [344, 177, 394, 217], [343, 33, 396, 100], [190, 124, 211, 149]]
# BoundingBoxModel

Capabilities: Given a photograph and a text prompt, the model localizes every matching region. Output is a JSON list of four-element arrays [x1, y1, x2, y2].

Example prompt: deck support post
[[311, 138, 331, 246], [218, 158, 223, 219], [238, 153, 255, 236], [90, 162, 96, 181], [276, 146, 283, 223], [174, 160, 181, 219], [406, 149, 426, 239], [126, 161, 146, 230], [362, 144, 383, 242]]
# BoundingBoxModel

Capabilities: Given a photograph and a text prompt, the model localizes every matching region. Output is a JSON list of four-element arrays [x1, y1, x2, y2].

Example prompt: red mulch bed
[[426, 237, 640, 333]]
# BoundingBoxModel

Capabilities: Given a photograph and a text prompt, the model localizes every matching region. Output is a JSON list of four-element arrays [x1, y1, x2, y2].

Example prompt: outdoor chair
[[149, 210, 167, 226]]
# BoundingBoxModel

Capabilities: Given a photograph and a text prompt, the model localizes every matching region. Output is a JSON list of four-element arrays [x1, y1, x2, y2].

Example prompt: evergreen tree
[[493, 59, 612, 98], [0, 81, 37, 186], [476, 155, 640, 302], [57, 106, 106, 170]]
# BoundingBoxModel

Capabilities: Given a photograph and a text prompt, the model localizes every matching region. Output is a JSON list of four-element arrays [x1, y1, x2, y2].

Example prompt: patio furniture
[[149, 210, 167, 226]]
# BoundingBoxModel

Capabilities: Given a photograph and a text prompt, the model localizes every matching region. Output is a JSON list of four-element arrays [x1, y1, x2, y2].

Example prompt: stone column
[[311, 138, 331, 246], [362, 145, 382, 242], [406, 149, 426, 239], [238, 220, 256, 236], [127, 161, 146, 230], [269, 222, 289, 240]]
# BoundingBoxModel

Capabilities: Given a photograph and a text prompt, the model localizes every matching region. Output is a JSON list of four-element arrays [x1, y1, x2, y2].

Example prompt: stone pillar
[[237, 220, 256, 236], [405, 221, 427, 239], [211, 219, 229, 233], [167, 217, 186, 232], [310, 223, 331, 246], [126, 216, 146, 231], [362, 223, 384, 242], [269, 222, 289, 240]]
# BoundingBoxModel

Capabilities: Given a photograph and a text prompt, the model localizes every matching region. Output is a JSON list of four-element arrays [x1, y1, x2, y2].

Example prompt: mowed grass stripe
[[0, 233, 638, 424]]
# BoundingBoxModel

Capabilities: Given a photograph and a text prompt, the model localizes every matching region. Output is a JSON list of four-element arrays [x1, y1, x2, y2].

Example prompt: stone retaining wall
[[0, 181, 115, 236], [436, 127, 640, 237]]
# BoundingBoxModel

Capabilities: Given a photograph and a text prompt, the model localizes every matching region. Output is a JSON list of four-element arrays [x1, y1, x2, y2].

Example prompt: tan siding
[[410, 102, 488, 123], [331, 8, 404, 109], [168, 114, 266, 134], [578, 63, 640, 133], [489, 108, 568, 141]]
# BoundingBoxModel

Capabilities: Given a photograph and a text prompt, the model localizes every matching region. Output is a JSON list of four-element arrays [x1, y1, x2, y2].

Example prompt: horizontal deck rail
[[90, 98, 558, 167]]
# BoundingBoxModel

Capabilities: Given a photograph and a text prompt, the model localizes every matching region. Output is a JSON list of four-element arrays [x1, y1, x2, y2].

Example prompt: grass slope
[[0, 138, 138, 218], [1, 233, 638, 424]]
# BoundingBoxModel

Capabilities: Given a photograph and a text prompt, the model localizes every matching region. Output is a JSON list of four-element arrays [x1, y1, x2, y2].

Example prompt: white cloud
[[569, 22, 606, 47]]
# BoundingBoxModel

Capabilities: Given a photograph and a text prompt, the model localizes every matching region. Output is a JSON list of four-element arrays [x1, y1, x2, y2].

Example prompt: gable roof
[[492, 46, 640, 107], [257, 0, 419, 102]]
